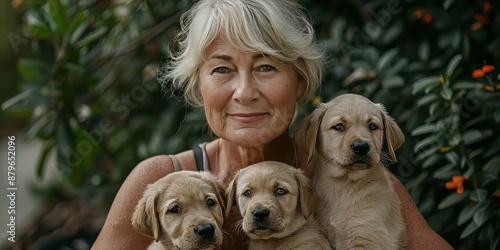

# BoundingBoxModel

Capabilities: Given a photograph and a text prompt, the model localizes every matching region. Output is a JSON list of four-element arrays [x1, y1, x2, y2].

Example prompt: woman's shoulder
[[133, 150, 198, 177]]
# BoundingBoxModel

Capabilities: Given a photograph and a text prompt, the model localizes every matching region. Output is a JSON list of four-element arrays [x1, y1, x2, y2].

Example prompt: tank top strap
[[193, 142, 209, 172], [169, 155, 180, 172]]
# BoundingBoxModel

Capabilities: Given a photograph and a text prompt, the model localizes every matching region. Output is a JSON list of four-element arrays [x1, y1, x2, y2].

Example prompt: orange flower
[[472, 69, 484, 78], [423, 13, 433, 24], [496, 192, 500, 198], [482, 65, 495, 73], [312, 96, 322, 106], [445, 175, 469, 194]]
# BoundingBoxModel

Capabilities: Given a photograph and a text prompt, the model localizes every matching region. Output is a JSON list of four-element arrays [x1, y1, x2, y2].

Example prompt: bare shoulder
[[92, 152, 196, 250], [387, 171, 453, 250]]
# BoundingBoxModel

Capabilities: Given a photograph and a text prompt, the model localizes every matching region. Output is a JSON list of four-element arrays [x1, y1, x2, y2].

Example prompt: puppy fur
[[132, 171, 226, 250], [294, 93, 407, 250], [225, 161, 330, 250]]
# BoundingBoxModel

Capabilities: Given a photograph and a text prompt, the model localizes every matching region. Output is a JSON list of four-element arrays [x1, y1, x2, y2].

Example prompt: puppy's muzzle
[[347, 141, 372, 170], [195, 223, 215, 239]]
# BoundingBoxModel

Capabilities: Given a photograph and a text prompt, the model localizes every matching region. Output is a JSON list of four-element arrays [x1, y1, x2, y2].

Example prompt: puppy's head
[[225, 161, 319, 240], [132, 171, 226, 250], [294, 94, 404, 179]]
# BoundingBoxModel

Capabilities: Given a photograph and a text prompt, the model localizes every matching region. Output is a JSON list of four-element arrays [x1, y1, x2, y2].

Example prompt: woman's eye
[[207, 198, 216, 206], [213, 67, 229, 74], [169, 205, 180, 213], [333, 123, 345, 131], [276, 188, 287, 195], [259, 65, 275, 72], [369, 123, 378, 130], [243, 190, 252, 196]]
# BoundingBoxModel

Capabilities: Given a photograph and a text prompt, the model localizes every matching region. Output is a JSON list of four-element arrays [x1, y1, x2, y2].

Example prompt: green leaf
[[452, 81, 477, 90], [444, 0, 456, 9], [47, 0, 68, 33], [461, 220, 479, 239], [484, 155, 500, 175], [419, 41, 429, 62], [433, 164, 460, 180], [382, 75, 404, 88], [463, 129, 492, 145], [440, 87, 453, 101], [438, 191, 470, 209], [416, 94, 439, 107], [411, 123, 437, 136], [445, 54, 462, 80], [68, 10, 88, 37], [458, 202, 483, 226], [414, 145, 440, 162], [414, 136, 438, 152], [75, 27, 108, 48], [470, 189, 488, 203], [473, 205, 492, 227], [413, 76, 439, 94], [1, 90, 34, 110], [376, 48, 399, 73], [36, 140, 56, 178]]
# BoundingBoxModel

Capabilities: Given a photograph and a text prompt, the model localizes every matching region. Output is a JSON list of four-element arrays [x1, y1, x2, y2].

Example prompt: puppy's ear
[[214, 180, 227, 219], [293, 104, 327, 163], [376, 103, 405, 162], [224, 173, 239, 220], [131, 188, 162, 242], [295, 170, 319, 220]]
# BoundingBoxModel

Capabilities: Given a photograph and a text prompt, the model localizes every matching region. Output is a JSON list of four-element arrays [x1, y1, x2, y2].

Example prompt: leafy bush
[[3, 0, 499, 249]]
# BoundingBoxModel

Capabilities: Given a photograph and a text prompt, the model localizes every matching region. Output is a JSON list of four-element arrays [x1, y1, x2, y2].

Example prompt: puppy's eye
[[276, 188, 287, 195], [243, 190, 252, 196], [369, 123, 378, 130], [332, 123, 344, 131], [207, 198, 216, 206], [169, 205, 180, 213]]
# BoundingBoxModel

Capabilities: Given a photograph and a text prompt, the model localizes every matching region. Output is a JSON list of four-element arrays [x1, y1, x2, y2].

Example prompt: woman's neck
[[214, 132, 296, 186]]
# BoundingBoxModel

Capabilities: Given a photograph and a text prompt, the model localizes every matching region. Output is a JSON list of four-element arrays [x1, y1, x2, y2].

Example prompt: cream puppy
[[132, 171, 226, 250], [294, 93, 407, 250], [225, 161, 330, 250]]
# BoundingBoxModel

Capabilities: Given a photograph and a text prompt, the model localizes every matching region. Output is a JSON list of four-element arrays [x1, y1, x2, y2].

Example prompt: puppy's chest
[[315, 178, 383, 224]]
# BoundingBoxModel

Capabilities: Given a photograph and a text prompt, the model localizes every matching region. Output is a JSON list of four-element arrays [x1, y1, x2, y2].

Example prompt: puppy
[[132, 171, 226, 250], [225, 161, 330, 250], [294, 93, 407, 250]]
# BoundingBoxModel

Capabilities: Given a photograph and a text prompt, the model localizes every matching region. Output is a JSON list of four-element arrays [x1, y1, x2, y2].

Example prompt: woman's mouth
[[228, 113, 268, 123]]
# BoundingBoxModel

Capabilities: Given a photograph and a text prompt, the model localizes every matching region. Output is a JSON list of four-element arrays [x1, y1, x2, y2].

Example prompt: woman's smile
[[227, 112, 269, 123]]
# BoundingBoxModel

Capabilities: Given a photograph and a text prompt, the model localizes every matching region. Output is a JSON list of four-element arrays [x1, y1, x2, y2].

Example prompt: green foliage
[[3, 0, 500, 248]]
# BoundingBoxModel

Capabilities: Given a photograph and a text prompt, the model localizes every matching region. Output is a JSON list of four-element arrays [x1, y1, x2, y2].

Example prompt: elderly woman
[[92, 0, 452, 249]]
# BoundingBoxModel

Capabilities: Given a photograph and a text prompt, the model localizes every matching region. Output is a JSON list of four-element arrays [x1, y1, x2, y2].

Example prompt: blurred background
[[1, 0, 499, 249]]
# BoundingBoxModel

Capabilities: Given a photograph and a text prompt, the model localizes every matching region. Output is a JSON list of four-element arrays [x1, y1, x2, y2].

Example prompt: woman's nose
[[233, 72, 259, 104]]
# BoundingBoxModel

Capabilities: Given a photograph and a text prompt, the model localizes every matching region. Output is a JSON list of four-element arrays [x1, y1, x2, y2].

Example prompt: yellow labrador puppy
[[132, 171, 226, 250], [225, 161, 330, 250], [294, 93, 407, 250]]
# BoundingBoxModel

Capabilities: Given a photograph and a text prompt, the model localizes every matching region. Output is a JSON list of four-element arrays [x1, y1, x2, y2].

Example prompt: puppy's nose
[[351, 141, 370, 155], [252, 207, 270, 221], [195, 223, 215, 239]]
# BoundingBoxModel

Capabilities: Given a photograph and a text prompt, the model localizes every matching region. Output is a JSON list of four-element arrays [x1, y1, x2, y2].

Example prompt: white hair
[[159, 0, 325, 107]]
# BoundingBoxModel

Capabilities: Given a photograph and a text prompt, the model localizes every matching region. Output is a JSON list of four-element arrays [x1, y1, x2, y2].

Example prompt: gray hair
[[158, 0, 325, 107]]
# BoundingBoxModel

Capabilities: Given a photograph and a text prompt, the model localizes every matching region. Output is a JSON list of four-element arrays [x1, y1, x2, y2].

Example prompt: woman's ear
[[295, 78, 307, 100]]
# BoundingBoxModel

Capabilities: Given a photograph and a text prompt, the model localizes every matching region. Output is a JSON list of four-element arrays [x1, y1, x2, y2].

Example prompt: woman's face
[[199, 37, 305, 147]]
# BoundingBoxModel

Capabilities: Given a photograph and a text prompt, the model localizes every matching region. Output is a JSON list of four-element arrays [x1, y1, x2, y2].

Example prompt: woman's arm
[[92, 155, 174, 250], [389, 173, 453, 250]]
